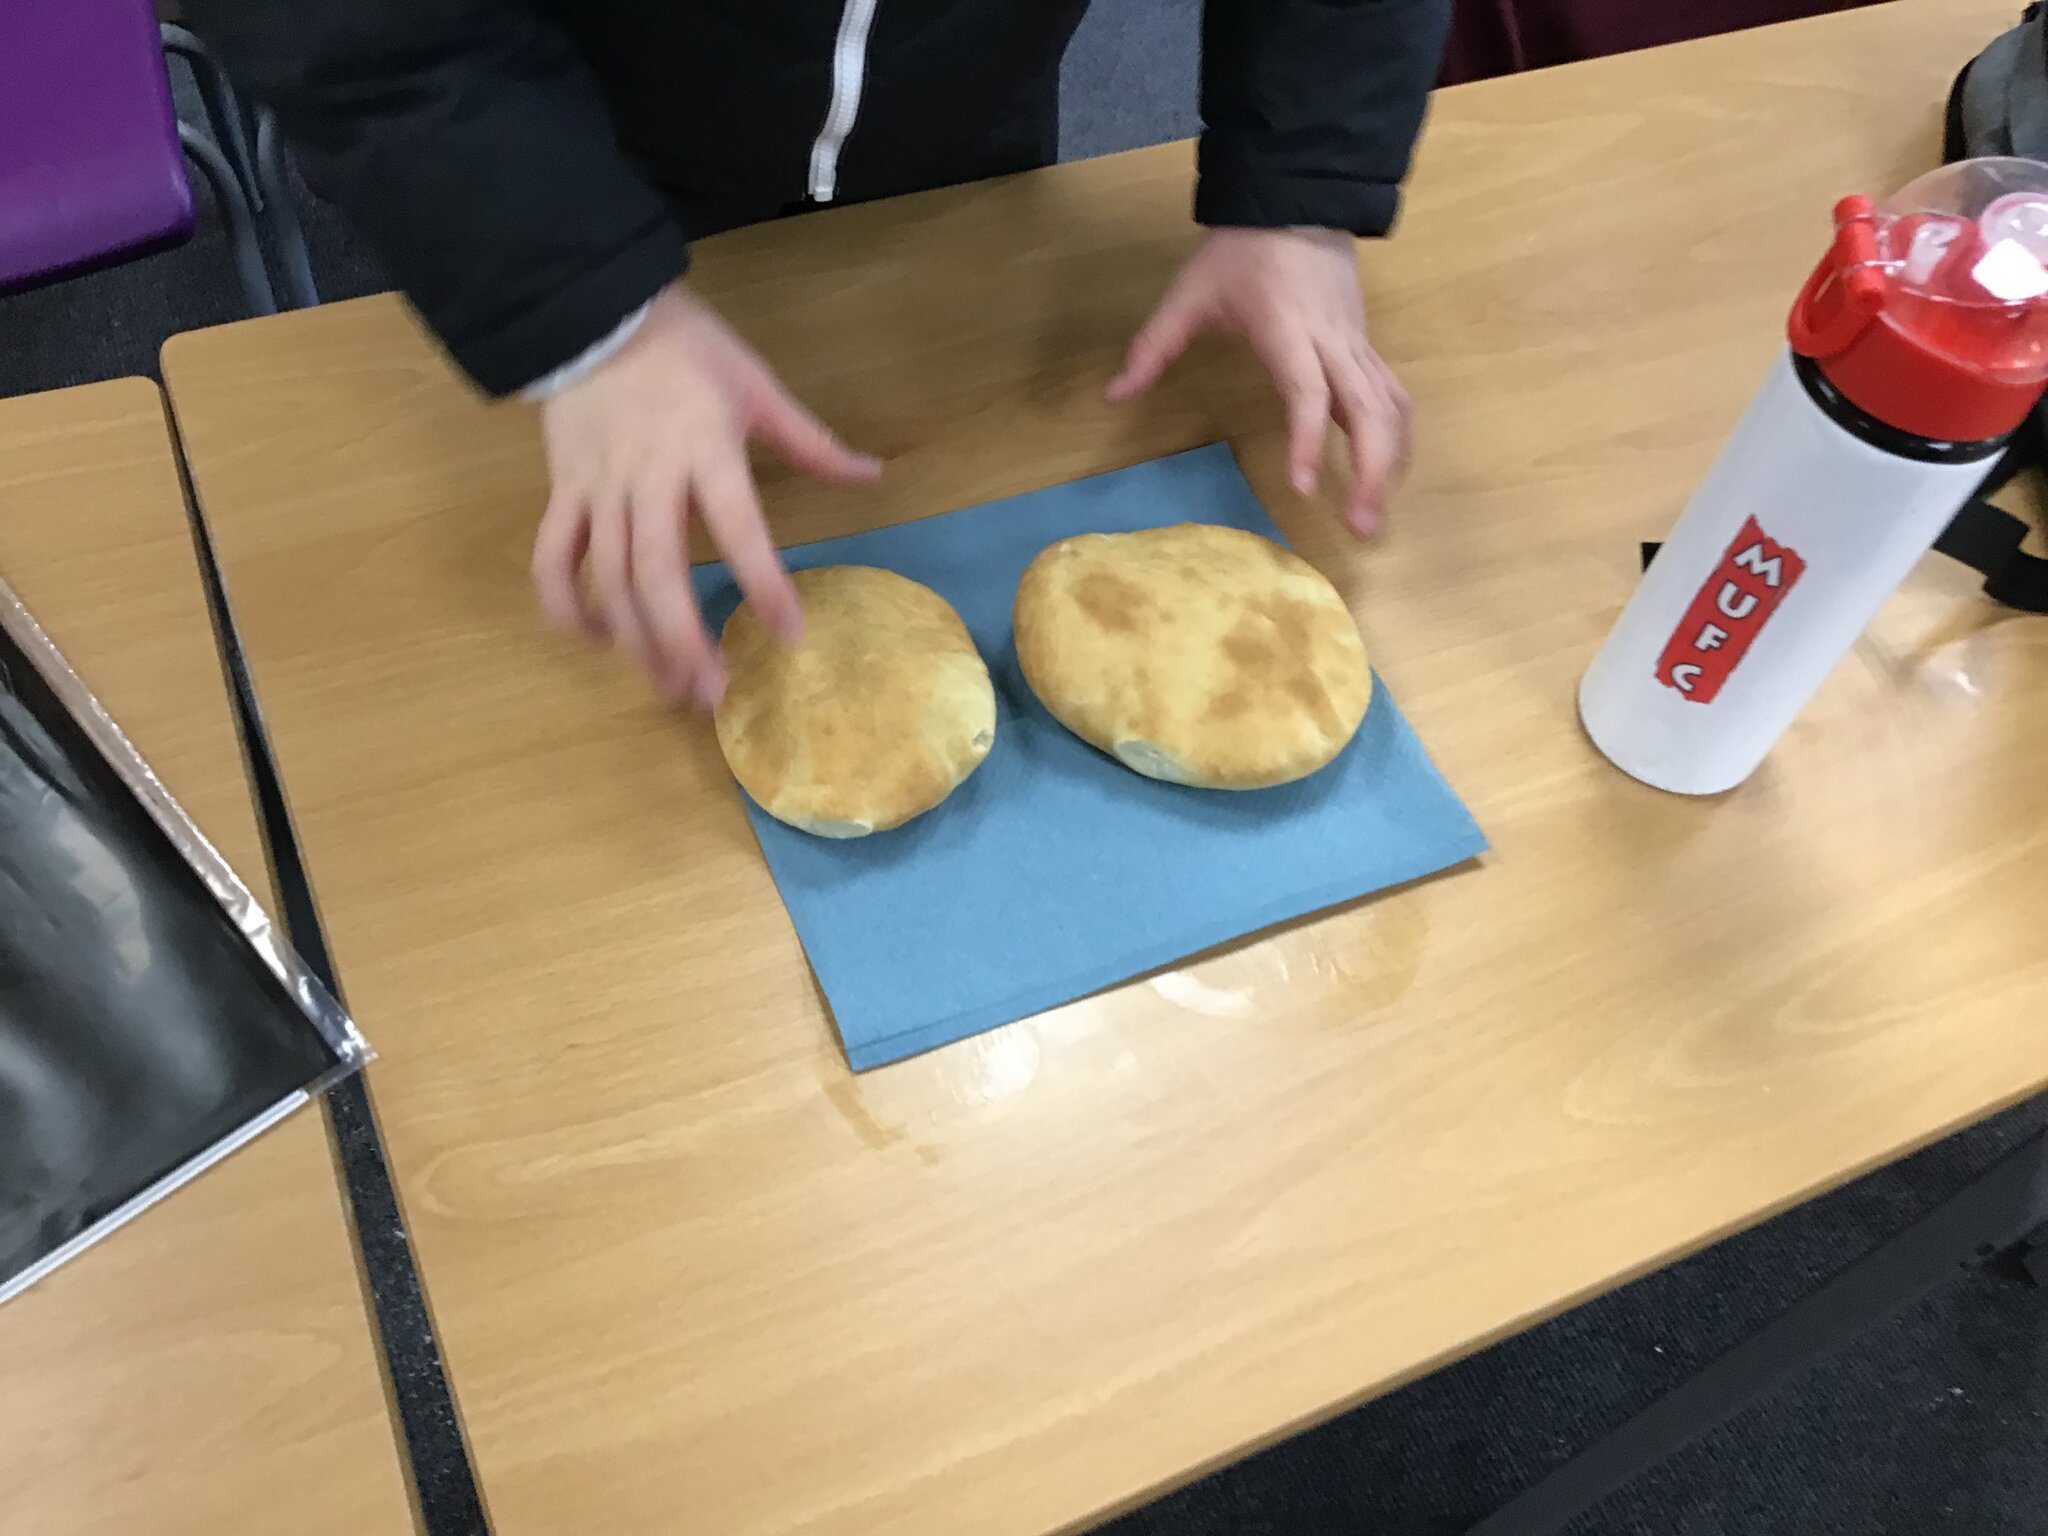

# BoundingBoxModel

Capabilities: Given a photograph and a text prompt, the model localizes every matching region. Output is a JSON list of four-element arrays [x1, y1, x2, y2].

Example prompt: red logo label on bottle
[[1656, 518, 1807, 704]]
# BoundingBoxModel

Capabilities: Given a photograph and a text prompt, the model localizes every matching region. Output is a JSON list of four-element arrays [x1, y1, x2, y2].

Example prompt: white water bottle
[[1581, 158, 2048, 794]]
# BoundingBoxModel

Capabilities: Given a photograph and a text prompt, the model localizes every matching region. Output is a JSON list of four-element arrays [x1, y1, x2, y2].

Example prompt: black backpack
[[1939, 4, 2048, 611]]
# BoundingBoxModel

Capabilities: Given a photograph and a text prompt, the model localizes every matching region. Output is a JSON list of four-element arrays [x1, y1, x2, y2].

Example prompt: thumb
[[749, 377, 883, 485], [1107, 286, 1209, 402]]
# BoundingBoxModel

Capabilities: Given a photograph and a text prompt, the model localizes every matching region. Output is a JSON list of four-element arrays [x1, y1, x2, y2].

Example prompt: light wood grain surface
[[0, 381, 413, 1536], [162, 4, 2047, 1532]]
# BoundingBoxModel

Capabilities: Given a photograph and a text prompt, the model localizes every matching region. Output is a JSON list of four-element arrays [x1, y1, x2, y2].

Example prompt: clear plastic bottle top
[[1790, 156, 2048, 440]]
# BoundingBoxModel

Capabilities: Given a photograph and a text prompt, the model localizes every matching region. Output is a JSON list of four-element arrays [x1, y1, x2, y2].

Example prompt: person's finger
[[1106, 282, 1211, 402], [749, 376, 883, 485], [627, 479, 720, 706], [588, 496, 654, 679], [1247, 322, 1329, 495], [697, 443, 802, 656], [1325, 344, 1396, 536], [1351, 345, 1415, 531], [1365, 349, 1416, 485], [1323, 346, 1385, 532], [532, 490, 605, 640]]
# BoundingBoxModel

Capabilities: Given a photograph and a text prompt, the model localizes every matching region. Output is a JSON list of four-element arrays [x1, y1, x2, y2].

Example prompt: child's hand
[[534, 282, 881, 706], [1108, 227, 1412, 537]]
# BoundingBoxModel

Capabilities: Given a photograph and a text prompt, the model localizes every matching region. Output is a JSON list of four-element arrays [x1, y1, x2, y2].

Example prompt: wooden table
[[160, 3, 2048, 1531], [0, 382, 414, 1536]]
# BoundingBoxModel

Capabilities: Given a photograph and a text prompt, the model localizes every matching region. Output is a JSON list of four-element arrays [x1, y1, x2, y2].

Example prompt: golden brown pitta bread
[[716, 566, 995, 837], [1013, 524, 1369, 789]]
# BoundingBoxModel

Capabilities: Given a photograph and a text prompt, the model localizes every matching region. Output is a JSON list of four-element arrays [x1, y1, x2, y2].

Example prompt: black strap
[[1643, 399, 2048, 608], [1934, 395, 2048, 613], [1642, 513, 2048, 611], [1936, 497, 2048, 612]]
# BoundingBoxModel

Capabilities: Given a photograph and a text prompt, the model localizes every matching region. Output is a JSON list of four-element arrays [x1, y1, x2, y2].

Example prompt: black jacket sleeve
[[187, 0, 688, 395], [1197, 0, 1454, 238]]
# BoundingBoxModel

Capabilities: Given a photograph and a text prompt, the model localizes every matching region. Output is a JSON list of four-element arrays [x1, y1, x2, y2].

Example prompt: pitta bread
[[1013, 524, 1369, 789], [716, 566, 995, 837]]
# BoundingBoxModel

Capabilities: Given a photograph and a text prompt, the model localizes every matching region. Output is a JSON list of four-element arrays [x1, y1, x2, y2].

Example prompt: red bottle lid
[[1789, 160, 2048, 444]]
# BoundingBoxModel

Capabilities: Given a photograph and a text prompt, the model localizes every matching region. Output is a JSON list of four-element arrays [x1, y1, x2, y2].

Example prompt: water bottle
[[1580, 157, 2048, 795]]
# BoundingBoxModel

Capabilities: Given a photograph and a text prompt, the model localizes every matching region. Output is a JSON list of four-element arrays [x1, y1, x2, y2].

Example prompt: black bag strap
[[1937, 498, 2048, 612], [1641, 510, 2048, 611], [1930, 394, 2048, 613]]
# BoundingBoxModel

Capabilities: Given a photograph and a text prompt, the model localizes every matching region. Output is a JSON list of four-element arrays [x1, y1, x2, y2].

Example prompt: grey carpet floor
[[3, 3, 2043, 1532]]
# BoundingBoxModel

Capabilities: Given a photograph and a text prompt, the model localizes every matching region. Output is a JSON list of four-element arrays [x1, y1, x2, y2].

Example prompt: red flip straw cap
[[1789, 161, 2048, 444]]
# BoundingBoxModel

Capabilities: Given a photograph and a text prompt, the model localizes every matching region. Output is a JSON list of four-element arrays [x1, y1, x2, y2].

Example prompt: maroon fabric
[[1439, 0, 1885, 85]]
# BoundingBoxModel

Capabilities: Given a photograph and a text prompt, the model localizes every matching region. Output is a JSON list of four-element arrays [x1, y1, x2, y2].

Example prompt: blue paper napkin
[[693, 444, 1485, 1070]]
